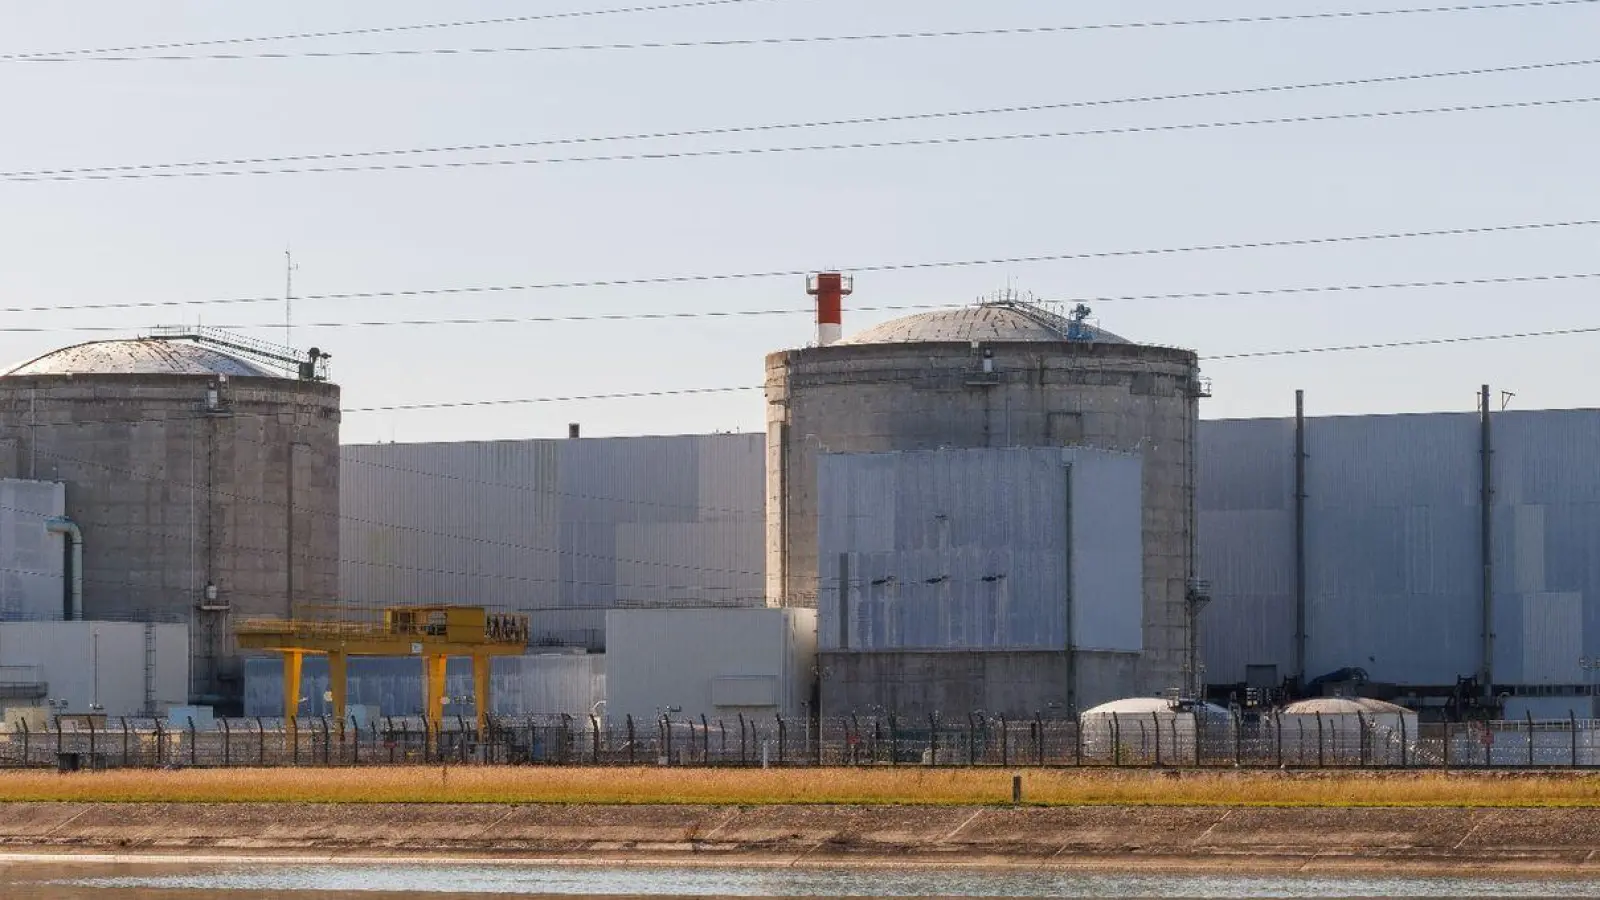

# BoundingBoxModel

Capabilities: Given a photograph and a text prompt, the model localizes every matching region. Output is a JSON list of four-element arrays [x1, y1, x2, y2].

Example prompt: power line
[[10, 95, 1596, 183], [10, 56, 1596, 181], [0, 0, 781, 62], [6, 216, 1596, 317], [5, 270, 1599, 334], [8, 315, 1593, 543], [1208, 324, 1600, 360], [346, 386, 757, 414], [347, 323, 1600, 412], [6, 317, 1593, 600], [12, 1, 1598, 63]]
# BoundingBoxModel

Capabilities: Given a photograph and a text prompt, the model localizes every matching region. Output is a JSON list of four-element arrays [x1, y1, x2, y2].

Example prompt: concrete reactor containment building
[[767, 278, 1209, 717], [0, 327, 339, 711]]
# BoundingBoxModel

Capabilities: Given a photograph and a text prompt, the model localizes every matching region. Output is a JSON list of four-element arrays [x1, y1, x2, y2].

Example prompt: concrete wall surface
[[817, 447, 1142, 653], [341, 434, 765, 649], [241, 652, 606, 720], [818, 649, 1138, 719], [1199, 408, 1600, 694], [0, 621, 188, 717], [605, 607, 817, 723], [0, 479, 65, 621]]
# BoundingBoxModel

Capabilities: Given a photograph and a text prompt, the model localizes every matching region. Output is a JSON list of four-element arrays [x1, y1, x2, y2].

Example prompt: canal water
[[4, 860, 1600, 898]]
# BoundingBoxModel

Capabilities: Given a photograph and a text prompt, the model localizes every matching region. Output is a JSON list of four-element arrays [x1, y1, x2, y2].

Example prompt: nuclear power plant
[[2, 277, 1597, 732]]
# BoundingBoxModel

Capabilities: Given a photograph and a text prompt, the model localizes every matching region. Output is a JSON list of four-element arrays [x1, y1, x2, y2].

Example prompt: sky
[[1, 0, 1597, 444]]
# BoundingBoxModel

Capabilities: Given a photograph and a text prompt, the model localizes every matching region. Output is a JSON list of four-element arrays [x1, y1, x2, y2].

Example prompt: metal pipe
[[1294, 390, 1307, 686], [45, 516, 83, 621], [1063, 462, 1076, 713], [777, 420, 789, 605], [838, 553, 849, 650], [286, 442, 295, 618], [1480, 384, 1495, 700]]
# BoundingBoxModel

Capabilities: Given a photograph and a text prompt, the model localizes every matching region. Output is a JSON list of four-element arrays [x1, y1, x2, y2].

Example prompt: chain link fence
[[5, 712, 1600, 770]]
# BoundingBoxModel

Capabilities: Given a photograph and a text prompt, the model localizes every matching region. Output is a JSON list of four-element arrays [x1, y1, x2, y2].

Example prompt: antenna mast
[[284, 248, 298, 350]]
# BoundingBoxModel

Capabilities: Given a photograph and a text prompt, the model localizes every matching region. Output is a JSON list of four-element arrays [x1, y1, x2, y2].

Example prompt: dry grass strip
[[3, 767, 1599, 806]]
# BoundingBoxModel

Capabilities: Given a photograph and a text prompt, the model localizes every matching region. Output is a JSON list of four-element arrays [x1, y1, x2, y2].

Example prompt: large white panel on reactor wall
[[0, 479, 66, 621], [816, 446, 1143, 653]]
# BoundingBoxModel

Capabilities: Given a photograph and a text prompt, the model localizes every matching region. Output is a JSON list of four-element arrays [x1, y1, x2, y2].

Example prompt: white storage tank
[[1276, 697, 1420, 765], [1077, 696, 1232, 764]]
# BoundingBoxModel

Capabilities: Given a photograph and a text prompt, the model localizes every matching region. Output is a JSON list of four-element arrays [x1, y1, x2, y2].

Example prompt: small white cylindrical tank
[[1276, 697, 1420, 765], [1077, 697, 1233, 764]]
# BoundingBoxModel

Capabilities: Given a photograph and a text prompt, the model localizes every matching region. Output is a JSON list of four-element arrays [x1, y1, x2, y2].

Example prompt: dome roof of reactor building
[[836, 298, 1132, 346], [2, 338, 277, 378]]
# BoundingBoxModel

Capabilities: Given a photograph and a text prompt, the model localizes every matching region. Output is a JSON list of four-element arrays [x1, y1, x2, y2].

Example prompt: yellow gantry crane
[[236, 605, 530, 737]]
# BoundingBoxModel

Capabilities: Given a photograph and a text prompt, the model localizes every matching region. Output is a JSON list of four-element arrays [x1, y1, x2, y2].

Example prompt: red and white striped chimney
[[807, 271, 852, 346]]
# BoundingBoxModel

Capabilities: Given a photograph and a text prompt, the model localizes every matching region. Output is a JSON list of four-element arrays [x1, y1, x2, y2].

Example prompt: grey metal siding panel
[[1200, 409, 1600, 690], [818, 447, 1140, 653], [339, 434, 765, 646], [1197, 420, 1295, 685], [1492, 411, 1600, 685], [1066, 449, 1143, 653]]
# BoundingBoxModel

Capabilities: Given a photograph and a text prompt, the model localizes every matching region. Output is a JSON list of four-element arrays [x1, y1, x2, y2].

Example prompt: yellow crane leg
[[283, 650, 302, 732], [473, 653, 492, 736], [423, 654, 447, 750], [328, 651, 348, 737]]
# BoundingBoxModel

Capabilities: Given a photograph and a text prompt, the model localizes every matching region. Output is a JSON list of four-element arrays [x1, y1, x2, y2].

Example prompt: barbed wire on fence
[[5, 712, 1600, 770]]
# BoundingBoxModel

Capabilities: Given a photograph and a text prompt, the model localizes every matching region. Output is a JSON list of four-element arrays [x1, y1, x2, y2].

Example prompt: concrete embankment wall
[[3, 803, 1600, 874]]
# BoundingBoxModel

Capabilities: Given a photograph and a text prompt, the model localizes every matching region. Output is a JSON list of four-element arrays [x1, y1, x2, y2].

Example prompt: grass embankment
[[2, 767, 1599, 807]]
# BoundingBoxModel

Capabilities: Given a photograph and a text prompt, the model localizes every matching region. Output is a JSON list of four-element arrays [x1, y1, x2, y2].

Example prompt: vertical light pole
[[90, 629, 103, 713]]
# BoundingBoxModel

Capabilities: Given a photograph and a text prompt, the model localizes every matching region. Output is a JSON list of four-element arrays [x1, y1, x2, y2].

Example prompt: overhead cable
[[8, 317, 1590, 429], [11, 1, 1598, 62], [346, 316, 1600, 413], [6, 271, 1600, 333], [10, 96, 1594, 182], [6, 215, 1597, 317], [1208, 324, 1600, 360], [9, 56, 1597, 180], [0, 0, 781, 62]]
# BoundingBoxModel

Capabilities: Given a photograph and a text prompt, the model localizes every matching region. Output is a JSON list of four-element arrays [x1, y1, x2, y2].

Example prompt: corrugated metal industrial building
[[339, 434, 766, 648], [816, 446, 1143, 716], [1199, 408, 1600, 714]]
